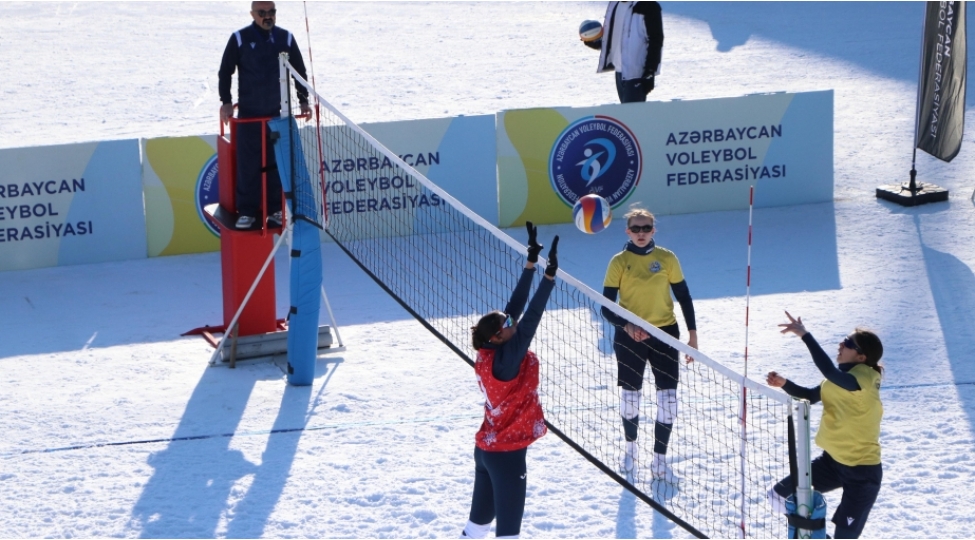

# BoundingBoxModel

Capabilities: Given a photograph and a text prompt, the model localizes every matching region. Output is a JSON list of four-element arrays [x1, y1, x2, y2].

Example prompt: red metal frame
[[204, 110, 284, 337], [219, 114, 287, 238]]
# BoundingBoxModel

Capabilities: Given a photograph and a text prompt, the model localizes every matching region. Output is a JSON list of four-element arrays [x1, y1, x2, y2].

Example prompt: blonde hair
[[623, 205, 655, 228]]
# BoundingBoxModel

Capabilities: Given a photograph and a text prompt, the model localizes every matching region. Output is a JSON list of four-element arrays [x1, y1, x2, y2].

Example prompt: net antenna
[[738, 185, 756, 538], [280, 60, 811, 537], [299, 1, 345, 351]]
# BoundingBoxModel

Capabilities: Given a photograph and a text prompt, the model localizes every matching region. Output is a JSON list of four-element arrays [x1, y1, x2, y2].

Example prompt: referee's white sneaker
[[268, 210, 283, 227], [235, 215, 256, 229]]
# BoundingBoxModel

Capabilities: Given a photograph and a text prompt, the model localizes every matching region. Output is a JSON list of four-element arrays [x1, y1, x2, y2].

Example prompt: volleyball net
[[278, 56, 800, 538]]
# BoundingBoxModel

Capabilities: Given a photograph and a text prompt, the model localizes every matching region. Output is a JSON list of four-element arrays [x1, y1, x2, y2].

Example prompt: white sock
[[767, 487, 789, 514]]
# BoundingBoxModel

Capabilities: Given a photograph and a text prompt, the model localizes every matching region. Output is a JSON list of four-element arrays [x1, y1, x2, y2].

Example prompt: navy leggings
[[774, 452, 882, 539], [235, 117, 283, 218], [468, 447, 528, 537]]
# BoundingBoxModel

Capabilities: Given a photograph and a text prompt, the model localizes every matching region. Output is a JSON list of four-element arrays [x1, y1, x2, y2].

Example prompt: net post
[[795, 399, 815, 536], [279, 52, 290, 119]]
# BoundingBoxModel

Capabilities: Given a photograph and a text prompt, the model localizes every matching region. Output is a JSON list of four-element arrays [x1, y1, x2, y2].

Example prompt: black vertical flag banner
[[916, 1, 967, 162]]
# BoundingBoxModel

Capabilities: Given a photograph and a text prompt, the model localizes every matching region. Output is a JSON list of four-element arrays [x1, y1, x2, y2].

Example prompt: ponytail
[[853, 328, 884, 376]]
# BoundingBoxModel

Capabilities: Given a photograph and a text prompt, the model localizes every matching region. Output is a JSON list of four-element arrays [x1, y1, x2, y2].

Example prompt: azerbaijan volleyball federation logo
[[195, 155, 220, 237], [549, 115, 642, 208]]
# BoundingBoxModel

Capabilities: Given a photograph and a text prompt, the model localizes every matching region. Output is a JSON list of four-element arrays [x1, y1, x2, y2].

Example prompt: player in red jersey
[[461, 222, 559, 539]]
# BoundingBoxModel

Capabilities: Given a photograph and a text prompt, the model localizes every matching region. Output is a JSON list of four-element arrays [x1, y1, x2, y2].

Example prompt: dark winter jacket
[[596, 1, 664, 80], [219, 22, 309, 117]]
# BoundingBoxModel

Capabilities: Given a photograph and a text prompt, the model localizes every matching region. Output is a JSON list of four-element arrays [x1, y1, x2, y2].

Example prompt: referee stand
[[183, 108, 343, 371]]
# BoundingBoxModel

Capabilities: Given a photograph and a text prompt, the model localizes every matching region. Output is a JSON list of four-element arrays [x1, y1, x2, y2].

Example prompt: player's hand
[[778, 311, 808, 337], [766, 371, 787, 388], [685, 330, 697, 363], [220, 103, 234, 124], [624, 322, 648, 342], [298, 102, 312, 119], [526, 221, 542, 263], [544, 235, 559, 278]]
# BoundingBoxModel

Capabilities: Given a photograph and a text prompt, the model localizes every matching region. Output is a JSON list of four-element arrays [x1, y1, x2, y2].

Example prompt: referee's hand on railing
[[220, 103, 234, 124]]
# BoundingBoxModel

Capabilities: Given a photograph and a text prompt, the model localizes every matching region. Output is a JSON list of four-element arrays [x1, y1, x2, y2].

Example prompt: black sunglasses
[[628, 224, 654, 233], [255, 8, 277, 17], [842, 336, 863, 355]]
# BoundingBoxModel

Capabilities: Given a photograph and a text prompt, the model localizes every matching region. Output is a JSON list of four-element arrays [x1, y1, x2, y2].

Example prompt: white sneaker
[[651, 452, 668, 478], [623, 441, 637, 471], [268, 211, 283, 226], [620, 441, 643, 484], [235, 215, 256, 229]]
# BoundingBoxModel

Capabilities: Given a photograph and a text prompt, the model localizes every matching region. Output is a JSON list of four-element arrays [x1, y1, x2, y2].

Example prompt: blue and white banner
[[497, 91, 834, 226], [0, 140, 146, 271], [320, 114, 498, 240]]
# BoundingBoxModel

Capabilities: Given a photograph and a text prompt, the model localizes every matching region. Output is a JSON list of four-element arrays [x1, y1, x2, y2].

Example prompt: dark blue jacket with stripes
[[218, 22, 309, 117]]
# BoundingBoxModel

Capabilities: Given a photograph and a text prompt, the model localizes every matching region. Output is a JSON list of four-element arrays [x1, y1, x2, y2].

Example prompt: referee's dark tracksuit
[[218, 22, 309, 219]]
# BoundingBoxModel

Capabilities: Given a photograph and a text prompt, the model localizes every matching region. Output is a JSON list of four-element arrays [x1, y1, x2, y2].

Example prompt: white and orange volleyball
[[572, 194, 612, 234]]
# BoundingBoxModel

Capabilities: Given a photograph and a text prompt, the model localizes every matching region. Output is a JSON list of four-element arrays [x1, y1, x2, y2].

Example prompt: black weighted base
[[875, 183, 949, 206]]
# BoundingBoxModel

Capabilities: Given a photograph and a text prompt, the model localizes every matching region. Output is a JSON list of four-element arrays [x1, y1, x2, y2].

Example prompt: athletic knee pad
[[621, 389, 641, 420], [656, 388, 677, 424]]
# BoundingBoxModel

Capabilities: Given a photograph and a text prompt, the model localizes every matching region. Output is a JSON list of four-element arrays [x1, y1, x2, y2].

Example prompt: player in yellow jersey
[[601, 207, 697, 480], [766, 311, 884, 539]]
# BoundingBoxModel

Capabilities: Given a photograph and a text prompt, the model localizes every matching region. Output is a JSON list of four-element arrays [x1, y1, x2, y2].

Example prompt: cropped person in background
[[462, 223, 558, 539], [767, 312, 884, 539], [602, 207, 697, 481], [584, 1, 664, 103], [218, 1, 310, 229]]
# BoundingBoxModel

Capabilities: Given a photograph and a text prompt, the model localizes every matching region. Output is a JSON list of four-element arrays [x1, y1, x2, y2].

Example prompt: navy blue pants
[[235, 116, 283, 218], [615, 323, 680, 391], [774, 452, 882, 539], [615, 72, 654, 103], [468, 447, 528, 537]]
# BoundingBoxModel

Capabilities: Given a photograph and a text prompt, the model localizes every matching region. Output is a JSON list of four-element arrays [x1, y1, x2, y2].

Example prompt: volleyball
[[579, 20, 603, 42], [572, 194, 612, 234]]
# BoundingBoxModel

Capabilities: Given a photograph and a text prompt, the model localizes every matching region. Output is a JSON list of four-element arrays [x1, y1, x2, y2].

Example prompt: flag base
[[876, 183, 949, 206]]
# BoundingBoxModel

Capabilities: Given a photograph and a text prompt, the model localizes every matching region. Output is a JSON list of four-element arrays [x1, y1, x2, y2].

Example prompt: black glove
[[526, 221, 543, 263], [583, 38, 602, 51], [544, 236, 560, 277]]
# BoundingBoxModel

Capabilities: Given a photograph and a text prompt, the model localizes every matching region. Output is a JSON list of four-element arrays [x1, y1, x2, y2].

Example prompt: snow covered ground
[[2, 1, 975, 538]]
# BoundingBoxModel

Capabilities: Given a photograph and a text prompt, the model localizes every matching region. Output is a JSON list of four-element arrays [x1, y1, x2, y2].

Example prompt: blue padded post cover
[[268, 117, 322, 386]]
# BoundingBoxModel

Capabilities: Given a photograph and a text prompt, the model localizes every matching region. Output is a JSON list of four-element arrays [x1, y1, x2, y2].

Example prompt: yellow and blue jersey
[[603, 246, 685, 328], [817, 363, 883, 466]]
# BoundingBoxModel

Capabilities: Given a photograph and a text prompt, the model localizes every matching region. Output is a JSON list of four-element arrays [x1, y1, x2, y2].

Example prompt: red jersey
[[474, 348, 547, 452]]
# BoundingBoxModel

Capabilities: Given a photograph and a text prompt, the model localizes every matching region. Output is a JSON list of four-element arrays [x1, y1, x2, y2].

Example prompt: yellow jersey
[[816, 363, 883, 466], [603, 246, 684, 328]]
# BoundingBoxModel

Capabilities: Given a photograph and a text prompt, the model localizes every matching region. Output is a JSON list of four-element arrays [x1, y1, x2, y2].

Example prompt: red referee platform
[[184, 114, 333, 367]]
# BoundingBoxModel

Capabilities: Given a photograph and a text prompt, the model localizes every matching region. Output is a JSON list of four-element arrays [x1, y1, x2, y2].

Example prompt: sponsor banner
[[916, 1, 966, 162], [142, 135, 220, 257], [0, 140, 146, 272], [321, 114, 498, 240], [496, 91, 833, 226]]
